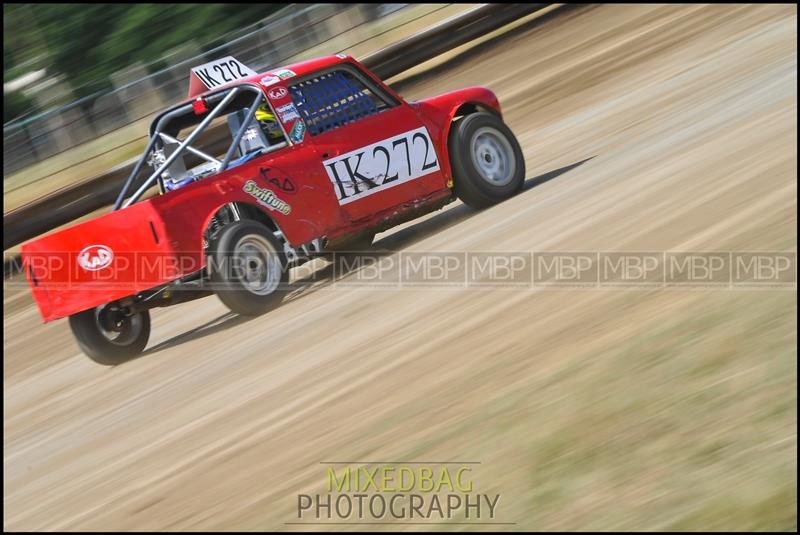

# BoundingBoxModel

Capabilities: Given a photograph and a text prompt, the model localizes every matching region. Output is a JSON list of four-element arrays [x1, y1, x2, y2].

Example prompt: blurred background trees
[[3, 3, 286, 123]]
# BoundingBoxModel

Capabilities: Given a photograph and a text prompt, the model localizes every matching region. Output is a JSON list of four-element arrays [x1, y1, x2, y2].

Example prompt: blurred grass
[[254, 290, 796, 531], [483, 291, 796, 530], [258, 290, 796, 531]]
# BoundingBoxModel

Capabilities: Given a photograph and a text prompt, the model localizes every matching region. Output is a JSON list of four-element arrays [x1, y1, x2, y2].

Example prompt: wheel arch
[[442, 102, 502, 184], [200, 201, 281, 251], [446, 101, 502, 151], [414, 87, 502, 182]]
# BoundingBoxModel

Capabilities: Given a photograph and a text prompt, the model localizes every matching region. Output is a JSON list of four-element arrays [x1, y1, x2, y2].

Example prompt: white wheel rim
[[470, 126, 516, 186], [234, 234, 281, 295]]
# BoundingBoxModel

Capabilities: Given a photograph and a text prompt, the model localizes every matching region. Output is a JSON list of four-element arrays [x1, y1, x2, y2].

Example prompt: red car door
[[287, 67, 445, 223]]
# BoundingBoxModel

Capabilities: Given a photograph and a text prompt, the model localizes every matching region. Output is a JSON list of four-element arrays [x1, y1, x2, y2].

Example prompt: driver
[[255, 104, 284, 144]]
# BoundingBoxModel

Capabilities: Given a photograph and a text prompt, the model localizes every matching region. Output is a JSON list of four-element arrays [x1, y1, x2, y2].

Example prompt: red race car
[[21, 54, 526, 364]]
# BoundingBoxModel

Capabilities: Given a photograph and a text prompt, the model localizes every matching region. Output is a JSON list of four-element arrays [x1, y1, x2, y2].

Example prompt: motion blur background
[[3, 3, 421, 207], [3, 3, 797, 531]]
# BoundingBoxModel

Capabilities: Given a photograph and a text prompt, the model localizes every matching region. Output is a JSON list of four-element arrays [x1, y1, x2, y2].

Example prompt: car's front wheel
[[209, 220, 288, 316], [448, 112, 526, 209], [69, 305, 151, 365]]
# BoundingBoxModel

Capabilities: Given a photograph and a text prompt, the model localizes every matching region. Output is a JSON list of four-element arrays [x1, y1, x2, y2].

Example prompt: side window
[[289, 69, 393, 136]]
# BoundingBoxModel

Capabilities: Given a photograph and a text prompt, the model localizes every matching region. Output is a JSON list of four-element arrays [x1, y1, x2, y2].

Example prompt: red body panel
[[24, 202, 181, 322], [412, 86, 502, 181], [21, 55, 503, 322]]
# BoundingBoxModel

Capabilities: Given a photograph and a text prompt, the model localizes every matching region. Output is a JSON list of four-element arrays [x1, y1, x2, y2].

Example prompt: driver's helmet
[[255, 104, 283, 142]]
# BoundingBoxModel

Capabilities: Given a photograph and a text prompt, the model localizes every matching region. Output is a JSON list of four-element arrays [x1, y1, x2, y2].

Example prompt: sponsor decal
[[268, 86, 288, 100], [274, 68, 296, 80], [78, 244, 114, 271], [289, 119, 306, 143], [243, 126, 260, 141], [335, 53, 348, 59], [190, 56, 256, 89], [243, 180, 291, 215], [275, 103, 300, 123], [323, 127, 440, 205], [260, 75, 281, 86], [260, 168, 297, 194]]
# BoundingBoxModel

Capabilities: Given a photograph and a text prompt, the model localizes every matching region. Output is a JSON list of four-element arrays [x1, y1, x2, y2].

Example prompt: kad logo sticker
[[323, 127, 440, 204], [78, 245, 114, 271], [243, 180, 291, 215], [289, 120, 306, 143], [260, 168, 297, 194], [268, 86, 288, 100], [275, 103, 300, 123]]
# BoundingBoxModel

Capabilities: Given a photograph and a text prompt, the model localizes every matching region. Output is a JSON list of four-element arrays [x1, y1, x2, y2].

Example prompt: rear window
[[289, 69, 393, 136]]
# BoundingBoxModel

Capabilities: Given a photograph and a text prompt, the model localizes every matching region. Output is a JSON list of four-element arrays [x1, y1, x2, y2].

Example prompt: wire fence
[[3, 3, 416, 178]]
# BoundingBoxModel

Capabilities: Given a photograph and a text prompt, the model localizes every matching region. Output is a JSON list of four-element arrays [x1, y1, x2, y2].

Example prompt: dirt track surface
[[4, 4, 797, 531]]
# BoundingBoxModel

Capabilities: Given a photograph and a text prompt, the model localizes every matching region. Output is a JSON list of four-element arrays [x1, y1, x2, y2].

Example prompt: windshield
[[113, 84, 288, 210]]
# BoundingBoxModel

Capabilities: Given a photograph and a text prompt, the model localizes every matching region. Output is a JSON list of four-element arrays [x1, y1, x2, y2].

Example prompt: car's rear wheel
[[69, 305, 151, 365], [448, 112, 526, 209], [209, 220, 288, 316]]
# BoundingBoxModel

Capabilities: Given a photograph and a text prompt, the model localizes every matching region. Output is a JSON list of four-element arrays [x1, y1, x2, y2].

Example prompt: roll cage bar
[[113, 83, 275, 210]]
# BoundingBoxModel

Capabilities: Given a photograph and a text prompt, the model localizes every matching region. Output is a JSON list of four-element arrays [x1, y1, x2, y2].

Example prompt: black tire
[[209, 220, 288, 316], [448, 112, 526, 209], [69, 306, 151, 365]]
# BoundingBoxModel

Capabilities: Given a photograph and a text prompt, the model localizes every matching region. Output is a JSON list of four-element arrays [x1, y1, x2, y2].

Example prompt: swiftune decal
[[243, 180, 291, 215]]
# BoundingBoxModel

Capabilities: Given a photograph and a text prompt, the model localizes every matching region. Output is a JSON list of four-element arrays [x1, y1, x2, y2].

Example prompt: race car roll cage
[[113, 83, 289, 210]]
